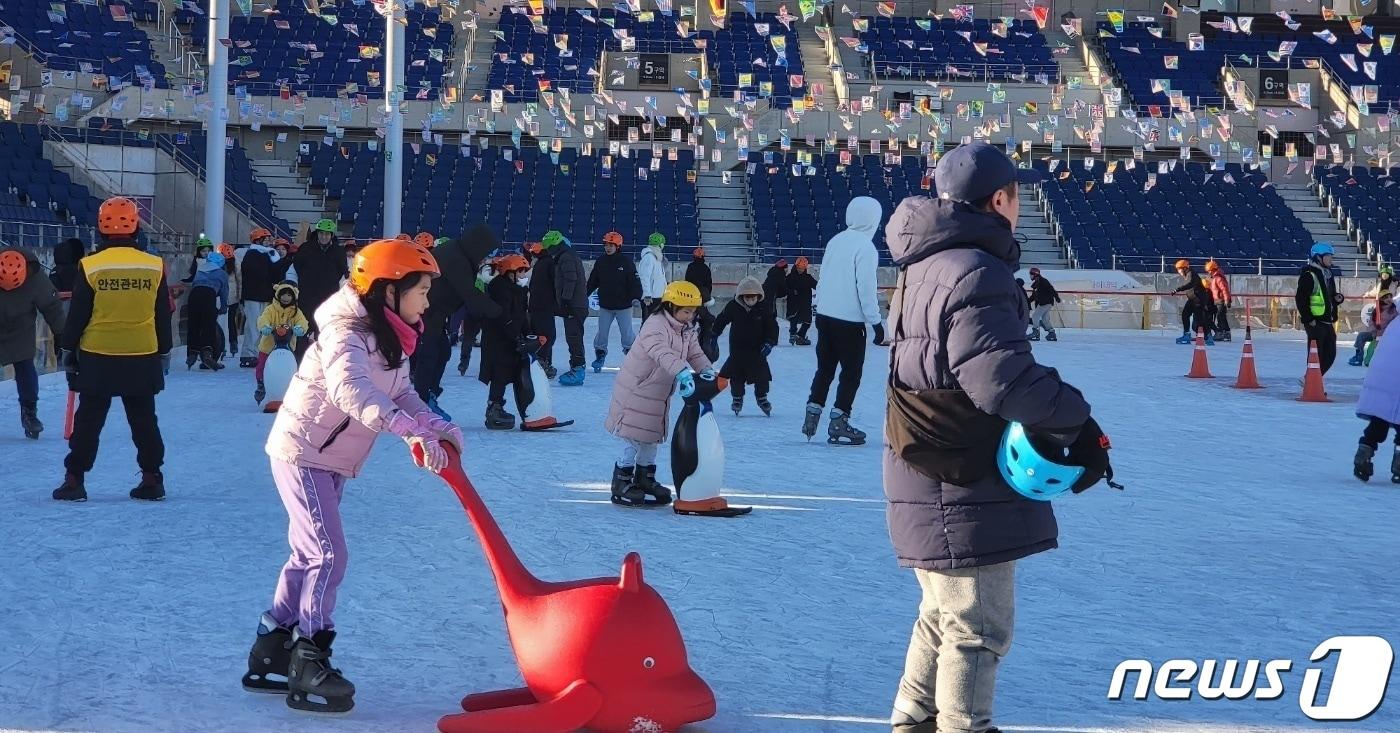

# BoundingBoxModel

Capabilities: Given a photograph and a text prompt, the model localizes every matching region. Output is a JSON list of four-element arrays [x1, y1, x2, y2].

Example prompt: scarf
[[384, 307, 422, 357]]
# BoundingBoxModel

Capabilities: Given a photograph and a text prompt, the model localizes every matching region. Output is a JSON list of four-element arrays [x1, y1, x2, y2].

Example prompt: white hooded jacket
[[815, 196, 883, 325], [638, 246, 668, 299]]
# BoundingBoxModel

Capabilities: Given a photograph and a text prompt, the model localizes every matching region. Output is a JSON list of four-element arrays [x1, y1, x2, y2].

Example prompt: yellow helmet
[[661, 280, 702, 307]]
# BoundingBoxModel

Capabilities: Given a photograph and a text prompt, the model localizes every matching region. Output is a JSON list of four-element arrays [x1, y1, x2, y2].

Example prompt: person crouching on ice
[[253, 282, 309, 404], [479, 253, 535, 430], [712, 275, 778, 416], [246, 239, 463, 714], [605, 281, 714, 508]]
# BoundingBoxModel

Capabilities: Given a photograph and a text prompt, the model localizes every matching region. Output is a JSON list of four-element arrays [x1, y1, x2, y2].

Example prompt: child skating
[[1351, 291, 1397, 367], [605, 281, 714, 508], [785, 257, 816, 345], [1353, 308, 1400, 482], [0, 248, 64, 439], [253, 282, 309, 404], [479, 254, 534, 429], [712, 276, 778, 416], [246, 239, 462, 713]]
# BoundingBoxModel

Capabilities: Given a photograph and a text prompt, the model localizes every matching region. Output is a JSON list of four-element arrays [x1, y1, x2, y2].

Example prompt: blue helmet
[[205, 251, 226, 268], [1311, 242, 1334, 259], [997, 422, 1084, 501]]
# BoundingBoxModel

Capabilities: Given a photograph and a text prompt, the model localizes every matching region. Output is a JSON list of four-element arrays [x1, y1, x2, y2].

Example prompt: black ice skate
[[801, 402, 822, 440], [756, 396, 772, 416], [457, 359, 469, 377], [1045, 330, 1058, 342], [52, 472, 87, 502], [609, 464, 648, 507], [286, 629, 354, 713], [254, 380, 266, 404], [614, 465, 671, 507], [1355, 444, 1375, 482], [485, 400, 516, 431], [130, 471, 165, 501], [20, 400, 42, 439], [243, 613, 294, 693], [794, 334, 811, 346], [827, 409, 866, 446], [538, 358, 558, 380], [732, 395, 743, 415], [1028, 328, 1041, 341], [198, 347, 223, 371], [1390, 448, 1400, 484]]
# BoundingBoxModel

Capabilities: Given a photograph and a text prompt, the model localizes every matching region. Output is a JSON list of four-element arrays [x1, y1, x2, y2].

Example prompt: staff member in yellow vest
[[1295, 242, 1345, 377], [52, 196, 173, 502]]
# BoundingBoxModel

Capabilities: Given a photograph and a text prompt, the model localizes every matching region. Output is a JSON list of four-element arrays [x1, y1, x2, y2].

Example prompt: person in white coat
[[638, 232, 669, 320], [802, 196, 884, 445]]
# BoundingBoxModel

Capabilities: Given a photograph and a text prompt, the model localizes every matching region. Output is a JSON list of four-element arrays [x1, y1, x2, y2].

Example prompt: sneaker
[[52, 472, 87, 502], [131, 471, 165, 501]]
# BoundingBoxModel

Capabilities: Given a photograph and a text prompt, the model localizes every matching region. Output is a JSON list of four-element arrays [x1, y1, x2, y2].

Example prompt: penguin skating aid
[[261, 345, 297, 413], [670, 373, 752, 518], [519, 355, 574, 431]]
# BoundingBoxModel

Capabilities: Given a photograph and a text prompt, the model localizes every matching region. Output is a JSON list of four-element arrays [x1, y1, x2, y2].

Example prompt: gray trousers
[[594, 307, 636, 355], [1030, 304, 1055, 333], [241, 300, 268, 358], [893, 562, 1016, 733]]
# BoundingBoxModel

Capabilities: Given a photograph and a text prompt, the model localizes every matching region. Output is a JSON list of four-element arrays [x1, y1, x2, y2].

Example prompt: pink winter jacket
[[266, 285, 431, 477], [605, 311, 712, 444]]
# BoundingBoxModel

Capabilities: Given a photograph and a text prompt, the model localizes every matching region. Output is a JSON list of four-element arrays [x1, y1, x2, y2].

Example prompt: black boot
[[243, 613, 295, 693], [286, 629, 355, 713], [130, 471, 165, 501], [52, 472, 87, 502], [637, 465, 672, 506], [756, 395, 772, 416], [609, 464, 646, 506], [20, 399, 42, 439], [485, 400, 516, 430], [1355, 443, 1376, 482]]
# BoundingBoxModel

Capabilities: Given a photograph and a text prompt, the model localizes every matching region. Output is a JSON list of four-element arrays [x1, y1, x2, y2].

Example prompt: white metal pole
[[383, 0, 407, 236], [203, 0, 230, 242]]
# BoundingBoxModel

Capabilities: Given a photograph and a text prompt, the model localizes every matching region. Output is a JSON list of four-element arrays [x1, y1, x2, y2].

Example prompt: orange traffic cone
[[1298, 340, 1330, 402], [1232, 326, 1263, 389], [1186, 328, 1213, 378]]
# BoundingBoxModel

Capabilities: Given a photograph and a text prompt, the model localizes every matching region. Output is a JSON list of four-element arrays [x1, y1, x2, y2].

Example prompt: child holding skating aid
[[244, 239, 463, 714], [479, 253, 534, 429], [605, 280, 713, 508], [253, 281, 309, 403], [712, 275, 778, 416]]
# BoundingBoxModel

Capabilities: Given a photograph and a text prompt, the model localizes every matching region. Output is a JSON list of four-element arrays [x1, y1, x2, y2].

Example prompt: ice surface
[[0, 326, 1394, 733]]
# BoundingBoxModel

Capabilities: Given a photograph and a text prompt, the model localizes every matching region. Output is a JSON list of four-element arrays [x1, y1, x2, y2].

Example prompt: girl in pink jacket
[[245, 240, 463, 714], [606, 281, 713, 507]]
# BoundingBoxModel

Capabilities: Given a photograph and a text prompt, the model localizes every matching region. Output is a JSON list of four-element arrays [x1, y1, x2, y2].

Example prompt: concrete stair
[[1020, 189, 1068, 268], [249, 160, 325, 232], [696, 170, 754, 261], [797, 30, 840, 111], [1276, 184, 1370, 275]]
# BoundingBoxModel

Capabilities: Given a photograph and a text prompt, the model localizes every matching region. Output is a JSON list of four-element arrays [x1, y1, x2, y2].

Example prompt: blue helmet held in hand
[[997, 422, 1084, 501]]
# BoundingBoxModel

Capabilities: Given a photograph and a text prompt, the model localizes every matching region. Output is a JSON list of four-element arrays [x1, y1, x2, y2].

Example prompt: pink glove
[[386, 410, 447, 472], [415, 411, 464, 455]]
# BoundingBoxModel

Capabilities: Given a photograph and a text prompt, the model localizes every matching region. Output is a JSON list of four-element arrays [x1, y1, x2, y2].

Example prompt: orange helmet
[[795, 256, 809, 269], [603, 231, 623, 246], [217, 243, 235, 260], [0, 250, 26, 291], [274, 237, 291, 249], [494, 253, 530, 273], [395, 233, 412, 242], [350, 238, 440, 295], [526, 242, 543, 255], [415, 232, 435, 249], [1204, 260, 1219, 273], [249, 227, 272, 242], [693, 247, 705, 258], [1175, 259, 1191, 271], [98, 196, 139, 236]]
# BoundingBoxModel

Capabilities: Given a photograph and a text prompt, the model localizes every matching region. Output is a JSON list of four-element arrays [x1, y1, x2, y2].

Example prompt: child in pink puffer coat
[[605, 281, 713, 507], [246, 240, 462, 714]]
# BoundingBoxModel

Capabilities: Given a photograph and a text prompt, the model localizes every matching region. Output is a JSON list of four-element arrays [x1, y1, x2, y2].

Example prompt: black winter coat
[[0, 247, 64, 366], [427, 224, 503, 321], [62, 241, 173, 397], [239, 244, 293, 303], [1174, 270, 1213, 308], [1296, 262, 1343, 324], [762, 265, 788, 304], [784, 269, 816, 322], [551, 244, 588, 312], [479, 275, 530, 385], [292, 237, 348, 327], [685, 258, 713, 302], [49, 238, 85, 293], [713, 299, 778, 384], [528, 250, 557, 315], [1028, 276, 1061, 307], [587, 251, 642, 311]]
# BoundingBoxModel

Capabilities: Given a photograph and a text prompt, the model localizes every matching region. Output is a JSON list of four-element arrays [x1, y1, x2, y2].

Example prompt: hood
[[315, 284, 367, 329], [249, 242, 280, 260], [885, 197, 1020, 269], [196, 257, 223, 274], [273, 281, 300, 303], [735, 275, 764, 299], [641, 247, 663, 263], [53, 238, 85, 266], [452, 223, 502, 271], [845, 196, 883, 232]]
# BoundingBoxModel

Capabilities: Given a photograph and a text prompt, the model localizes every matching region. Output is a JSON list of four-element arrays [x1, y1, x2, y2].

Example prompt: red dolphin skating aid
[[418, 444, 717, 733]]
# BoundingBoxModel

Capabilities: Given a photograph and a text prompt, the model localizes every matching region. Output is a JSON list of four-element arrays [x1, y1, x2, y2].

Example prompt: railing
[[1025, 288, 1375, 334], [153, 133, 291, 239], [1110, 254, 1371, 277], [0, 220, 98, 250], [870, 56, 1062, 85]]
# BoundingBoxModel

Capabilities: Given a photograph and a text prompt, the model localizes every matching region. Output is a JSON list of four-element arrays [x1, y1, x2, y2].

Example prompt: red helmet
[[249, 227, 272, 242], [98, 196, 139, 236], [494, 253, 530, 273], [350, 239, 440, 295], [0, 250, 26, 291]]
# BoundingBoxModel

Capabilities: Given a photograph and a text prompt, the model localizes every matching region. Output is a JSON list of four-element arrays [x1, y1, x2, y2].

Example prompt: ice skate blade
[[242, 676, 289, 694], [286, 691, 354, 714], [610, 495, 669, 509], [827, 436, 866, 446], [674, 506, 752, 518]]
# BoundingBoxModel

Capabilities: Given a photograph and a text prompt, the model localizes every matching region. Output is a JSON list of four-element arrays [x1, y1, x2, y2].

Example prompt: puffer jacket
[[605, 311, 712, 444], [256, 283, 309, 353], [266, 285, 431, 478], [883, 196, 1091, 570], [1357, 322, 1400, 424], [638, 247, 668, 300], [0, 247, 64, 366]]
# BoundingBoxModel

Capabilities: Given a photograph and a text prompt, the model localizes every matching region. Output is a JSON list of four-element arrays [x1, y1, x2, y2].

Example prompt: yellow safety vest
[[1309, 271, 1327, 317], [79, 247, 164, 356]]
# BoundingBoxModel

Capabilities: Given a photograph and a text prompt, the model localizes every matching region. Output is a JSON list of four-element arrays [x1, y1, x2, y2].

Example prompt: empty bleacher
[[0, 123, 104, 247], [1316, 165, 1400, 260], [861, 16, 1055, 82], [0, 0, 168, 88]]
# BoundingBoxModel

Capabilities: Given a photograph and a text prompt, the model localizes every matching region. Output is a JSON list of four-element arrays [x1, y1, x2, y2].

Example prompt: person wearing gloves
[[785, 256, 817, 345], [802, 196, 885, 446], [410, 225, 504, 420], [587, 231, 643, 372], [883, 142, 1117, 733], [478, 254, 536, 430], [292, 219, 349, 336], [248, 239, 461, 714], [53, 197, 173, 502], [604, 281, 713, 508], [253, 282, 310, 404], [712, 276, 779, 416], [0, 247, 64, 439], [638, 232, 669, 320], [238, 228, 293, 368], [1026, 267, 1061, 342], [544, 230, 590, 386], [1172, 259, 1214, 345], [1203, 260, 1231, 342], [186, 247, 230, 371], [1296, 242, 1345, 376]]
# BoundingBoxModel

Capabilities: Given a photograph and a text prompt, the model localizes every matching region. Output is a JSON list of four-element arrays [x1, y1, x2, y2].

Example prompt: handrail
[[153, 134, 290, 238]]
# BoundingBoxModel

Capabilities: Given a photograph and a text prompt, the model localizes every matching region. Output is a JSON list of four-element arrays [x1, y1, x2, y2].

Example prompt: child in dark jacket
[[186, 249, 230, 370], [479, 254, 535, 430], [784, 256, 817, 345], [713, 275, 779, 416]]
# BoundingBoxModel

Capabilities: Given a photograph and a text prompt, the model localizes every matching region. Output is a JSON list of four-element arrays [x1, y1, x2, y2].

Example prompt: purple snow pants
[[267, 459, 348, 635]]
